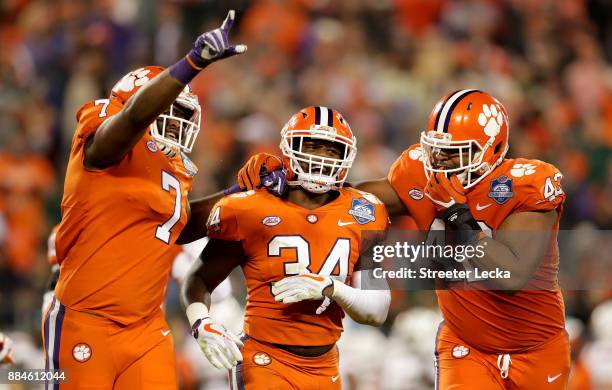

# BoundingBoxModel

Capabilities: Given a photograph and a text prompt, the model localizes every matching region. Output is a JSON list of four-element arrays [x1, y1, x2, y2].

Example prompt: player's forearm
[[181, 271, 212, 312], [122, 70, 186, 131], [86, 71, 188, 168], [468, 236, 543, 291], [177, 191, 226, 244], [328, 278, 390, 326], [354, 178, 408, 217]]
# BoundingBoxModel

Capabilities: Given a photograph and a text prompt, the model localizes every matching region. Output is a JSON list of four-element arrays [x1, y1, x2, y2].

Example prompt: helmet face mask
[[280, 107, 357, 194], [110, 66, 202, 154], [150, 87, 201, 153], [420, 130, 489, 187], [420, 90, 510, 189]]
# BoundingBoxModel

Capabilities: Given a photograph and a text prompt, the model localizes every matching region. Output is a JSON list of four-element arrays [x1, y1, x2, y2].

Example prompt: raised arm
[[85, 72, 185, 169], [85, 10, 246, 170]]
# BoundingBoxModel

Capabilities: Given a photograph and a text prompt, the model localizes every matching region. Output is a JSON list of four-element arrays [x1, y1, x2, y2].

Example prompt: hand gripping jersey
[[388, 144, 565, 353], [54, 98, 196, 325], [207, 188, 389, 346]]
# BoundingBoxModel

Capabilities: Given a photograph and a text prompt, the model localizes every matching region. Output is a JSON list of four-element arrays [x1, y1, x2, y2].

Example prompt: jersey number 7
[[156, 171, 182, 244]]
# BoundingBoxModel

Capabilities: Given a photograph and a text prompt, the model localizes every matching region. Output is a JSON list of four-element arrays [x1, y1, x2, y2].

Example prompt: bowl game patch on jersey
[[348, 197, 376, 224], [487, 175, 514, 205], [180, 152, 198, 177]]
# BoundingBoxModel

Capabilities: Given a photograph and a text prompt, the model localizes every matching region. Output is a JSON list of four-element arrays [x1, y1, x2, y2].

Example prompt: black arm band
[[440, 203, 482, 245]]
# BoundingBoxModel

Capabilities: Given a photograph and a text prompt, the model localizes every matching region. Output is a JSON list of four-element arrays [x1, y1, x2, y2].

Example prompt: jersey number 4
[[268, 236, 350, 281], [155, 171, 182, 244]]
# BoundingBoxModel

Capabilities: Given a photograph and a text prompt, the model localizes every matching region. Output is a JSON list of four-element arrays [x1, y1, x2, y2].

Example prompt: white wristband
[[186, 302, 209, 327]]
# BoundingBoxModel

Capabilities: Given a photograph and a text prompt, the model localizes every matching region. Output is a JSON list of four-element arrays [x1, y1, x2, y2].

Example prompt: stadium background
[[0, 0, 611, 388]]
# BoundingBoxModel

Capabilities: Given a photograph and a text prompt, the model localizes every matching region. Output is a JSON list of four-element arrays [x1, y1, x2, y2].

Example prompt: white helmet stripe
[[314, 106, 334, 127], [435, 89, 478, 133]]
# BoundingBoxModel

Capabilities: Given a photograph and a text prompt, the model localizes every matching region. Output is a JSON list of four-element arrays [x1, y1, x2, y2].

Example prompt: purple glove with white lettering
[[224, 170, 288, 198], [261, 170, 288, 197], [170, 10, 247, 84]]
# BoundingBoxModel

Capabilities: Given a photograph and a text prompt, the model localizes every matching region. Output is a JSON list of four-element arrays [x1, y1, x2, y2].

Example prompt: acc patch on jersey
[[146, 140, 158, 153], [488, 175, 514, 205], [262, 216, 281, 227], [348, 198, 375, 224], [180, 152, 198, 177], [409, 188, 424, 200]]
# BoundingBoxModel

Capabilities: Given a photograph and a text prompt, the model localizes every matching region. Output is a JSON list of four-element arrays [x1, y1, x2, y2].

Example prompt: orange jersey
[[207, 188, 389, 346], [388, 144, 565, 353], [54, 98, 196, 325]]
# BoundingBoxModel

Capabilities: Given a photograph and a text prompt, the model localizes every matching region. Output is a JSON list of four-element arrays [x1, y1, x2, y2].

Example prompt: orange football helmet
[[110, 66, 201, 153], [280, 106, 357, 193], [420, 89, 510, 188]]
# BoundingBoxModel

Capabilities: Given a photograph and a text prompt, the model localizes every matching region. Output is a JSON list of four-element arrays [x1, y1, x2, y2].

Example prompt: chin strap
[[291, 173, 340, 194], [154, 139, 178, 157]]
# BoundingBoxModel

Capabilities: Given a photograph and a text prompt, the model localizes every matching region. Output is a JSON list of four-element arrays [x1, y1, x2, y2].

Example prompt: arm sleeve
[[206, 197, 242, 241], [331, 270, 391, 326]]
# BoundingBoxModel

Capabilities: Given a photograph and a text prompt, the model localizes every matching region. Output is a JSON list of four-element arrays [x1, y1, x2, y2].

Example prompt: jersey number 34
[[268, 236, 350, 281]]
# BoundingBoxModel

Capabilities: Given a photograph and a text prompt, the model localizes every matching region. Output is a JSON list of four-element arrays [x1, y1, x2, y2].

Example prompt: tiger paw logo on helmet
[[112, 67, 153, 96], [478, 103, 504, 137]]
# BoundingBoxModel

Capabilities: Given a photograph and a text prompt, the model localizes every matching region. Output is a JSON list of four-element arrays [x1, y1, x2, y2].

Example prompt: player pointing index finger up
[[47, 11, 245, 390]]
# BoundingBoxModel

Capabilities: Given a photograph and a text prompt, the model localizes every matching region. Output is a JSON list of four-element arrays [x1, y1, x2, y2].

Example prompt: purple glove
[[224, 170, 288, 198], [170, 10, 247, 84], [261, 170, 288, 197]]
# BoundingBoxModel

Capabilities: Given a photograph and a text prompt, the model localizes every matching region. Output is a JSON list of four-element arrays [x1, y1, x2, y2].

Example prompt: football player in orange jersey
[[242, 90, 570, 389], [46, 11, 246, 389], [181, 106, 391, 389]]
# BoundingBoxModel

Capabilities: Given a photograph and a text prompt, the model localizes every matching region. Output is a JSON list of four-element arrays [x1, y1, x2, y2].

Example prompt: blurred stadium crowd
[[0, 0, 611, 389]]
